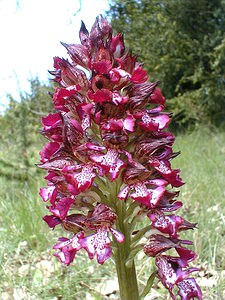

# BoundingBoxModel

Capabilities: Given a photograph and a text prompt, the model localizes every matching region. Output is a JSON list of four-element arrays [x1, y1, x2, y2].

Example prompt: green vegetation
[[107, 0, 225, 128], [0, 128, 224, 299]]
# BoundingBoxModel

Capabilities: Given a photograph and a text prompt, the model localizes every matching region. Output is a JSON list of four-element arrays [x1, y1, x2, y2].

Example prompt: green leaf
[[140, 270, 157, 299]]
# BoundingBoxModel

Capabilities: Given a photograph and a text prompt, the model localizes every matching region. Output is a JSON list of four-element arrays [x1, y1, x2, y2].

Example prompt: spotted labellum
[[38, 15, 202, 300]]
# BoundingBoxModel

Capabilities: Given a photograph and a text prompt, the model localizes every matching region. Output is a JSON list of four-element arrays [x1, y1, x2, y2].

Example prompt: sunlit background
[[0, 0, 109, 111]]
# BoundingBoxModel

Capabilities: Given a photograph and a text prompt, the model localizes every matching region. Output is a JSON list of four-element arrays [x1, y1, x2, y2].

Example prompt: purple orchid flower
[[38, 15, 202, 300]]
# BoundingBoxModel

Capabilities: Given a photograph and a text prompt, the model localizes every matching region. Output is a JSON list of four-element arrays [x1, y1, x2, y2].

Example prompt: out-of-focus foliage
[[107, 0, 225, 128], [0, 78, 54, 180]]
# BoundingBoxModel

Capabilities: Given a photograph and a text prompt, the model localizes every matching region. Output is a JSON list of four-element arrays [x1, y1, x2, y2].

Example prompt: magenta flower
[[48, 197, 74, 220], [51, 203, 124, 265], [90, 148, 126, 181], [53, 232, 84, 266], [38, 15, 202, 300], [118, 180, 166, 207], [155, 255, 201, 300], [177, 278, 202, 300], [39, 185, 57, 203], [39, 142, 60, 163], [148, 210, 197, 238], [63, 164, 96, 194], [41, 113, 62, 142], [81, 229, 112, 264]]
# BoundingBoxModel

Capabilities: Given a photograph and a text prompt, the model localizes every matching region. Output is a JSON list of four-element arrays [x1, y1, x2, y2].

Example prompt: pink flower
[[118, 180, 166, 207], [63, 164, 96, 194], [39, 142, 60, 163], [155, 255, 200, 300], [38, 15, 201, 299], [149, 157, 184, 187], [110, 33, 125, 58], [148, 210, 196, 239], [41, 113, 62, 142], [39, 186, 57, 203], [81, 229, 112, 264], [177, 278, 202, 300], [48, 197, 74, 220], [90, 148, 126, 181], [43, 215, 61, 229], [53, 232, 84, 265], [144, 234, 196, 265], [81, 227, 124, 265]]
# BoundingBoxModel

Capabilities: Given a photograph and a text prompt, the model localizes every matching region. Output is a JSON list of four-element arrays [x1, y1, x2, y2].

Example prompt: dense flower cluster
[[39, 16, 202, 299]]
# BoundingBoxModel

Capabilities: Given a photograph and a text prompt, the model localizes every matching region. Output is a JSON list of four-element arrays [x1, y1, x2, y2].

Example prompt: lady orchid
[[38, 15, 202, 300]]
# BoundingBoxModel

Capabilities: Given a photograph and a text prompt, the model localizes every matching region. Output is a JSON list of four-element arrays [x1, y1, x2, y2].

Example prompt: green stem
[[115, 245, 139, 299], [108, 178, 140, 299], [114, 200, 140, 300]]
